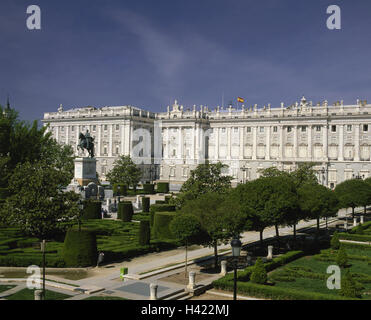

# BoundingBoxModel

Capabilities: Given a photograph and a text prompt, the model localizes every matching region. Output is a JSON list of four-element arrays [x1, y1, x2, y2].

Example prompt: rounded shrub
[[149, 204, 176, 227], [113, 184, 128, 196], [153, 212, 177, 240], [139, 220, 150, 246], [156, 182, 169, 193], [82, 200, 102, 220], [143, 184, 155, 194], [118, 202, 134, 222], [336, 245, 348, 268], [250, 258, 267, 284], [142, 197, 150, 213], [330, 231, 340, 249], [62, 229, 98, 267]]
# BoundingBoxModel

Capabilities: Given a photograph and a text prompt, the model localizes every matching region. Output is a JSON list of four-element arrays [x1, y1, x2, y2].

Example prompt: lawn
[[0, 219, 179, 267], [5, 288, 72, 300], [269, 245, 371, 299]]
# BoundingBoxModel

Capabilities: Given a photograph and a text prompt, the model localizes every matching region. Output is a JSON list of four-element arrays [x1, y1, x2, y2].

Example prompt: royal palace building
[[42, 96, 371, 190]]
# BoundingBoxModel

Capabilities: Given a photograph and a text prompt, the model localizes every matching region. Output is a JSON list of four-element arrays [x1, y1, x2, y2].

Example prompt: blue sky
[[1, 0, 371, 121]]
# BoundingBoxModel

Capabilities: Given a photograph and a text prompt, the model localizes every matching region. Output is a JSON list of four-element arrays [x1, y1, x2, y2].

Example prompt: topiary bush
[[62, 229, 98, 267], [142, 197, 150, 213], [139, 220, 150, 246], [331, 231, 340, 250], [149, 204, 176, 227], [143, 184, 155, 194], [82, 200, 102, 220], [152, 212, 177, 240], [250, 257, 267, 284], [113, 184, 127, 196], [156, 182, 169, 193], [118, 202, 134, 222], [336, 245, 348, 268]]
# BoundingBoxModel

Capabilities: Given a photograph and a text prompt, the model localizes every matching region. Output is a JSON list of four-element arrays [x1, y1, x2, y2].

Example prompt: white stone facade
[[42, 97, 371, 189]]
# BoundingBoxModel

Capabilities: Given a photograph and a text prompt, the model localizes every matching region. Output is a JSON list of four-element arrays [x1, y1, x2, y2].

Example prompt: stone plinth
[[74, 157, 98, 187]]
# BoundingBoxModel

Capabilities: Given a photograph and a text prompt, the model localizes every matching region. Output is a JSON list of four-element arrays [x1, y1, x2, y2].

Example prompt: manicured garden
[[4, 288, 72, 300]]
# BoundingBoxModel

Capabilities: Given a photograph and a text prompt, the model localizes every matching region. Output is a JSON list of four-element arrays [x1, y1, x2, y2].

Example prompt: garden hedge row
[[82, 200, 102, 220], [118, 202, 134, 222], [338, 233, 371, 242], [152, 211, 177, 240], [350, 221, 371, 234], [62, 229, 98, 267], [113, 184, 127, 196], [0, 255, 65, 268], [142, 197, 150, 213], [139, 221, 150, 246], [149, 204, 176, 227], [143, 184, 155, 194], [156, 182, 169, 193]]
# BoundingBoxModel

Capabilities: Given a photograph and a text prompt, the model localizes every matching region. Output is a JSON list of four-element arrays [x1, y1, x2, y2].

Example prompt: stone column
[[308, 125, 312, 159], [252, 126, 257, 160], [227, 127, 231, 160], [293, 125, 298, 158], [339, 124, 344, 161], [215, 127, 219, 160], [361, 216, 364, 224], [97, 124, 102, 157], [344, 220, 348, 230], [220, 260, 227, 276], [66, 126, 69, 145], [178, 127, 183, 160], [354, 124, 360, 161], [353, 217, 357, 227], [239, 127, 244, 160], [34, 290, 43, 300], [149, 283, 158, 300], [323, 124, 328, 160], [109, 124, 113, 157], [265, 126, 270, 160], [279, 125, 284, 160], [121, 124, 125, 156], [187, 271, 196, 291], [267, 245, 273, 260]]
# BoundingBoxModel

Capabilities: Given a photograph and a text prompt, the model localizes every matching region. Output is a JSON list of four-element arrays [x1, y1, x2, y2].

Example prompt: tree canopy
[[106, 155, 142, 189]]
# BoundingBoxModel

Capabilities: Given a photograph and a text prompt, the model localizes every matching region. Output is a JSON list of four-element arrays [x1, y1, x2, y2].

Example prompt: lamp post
[[231, 238, 242, 300]]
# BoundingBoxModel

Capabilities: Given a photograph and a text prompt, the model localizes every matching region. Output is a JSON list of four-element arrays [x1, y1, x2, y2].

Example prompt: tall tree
[[170, 214, 205, 276], [106, 155, 142, 189], [180, 192, 245, 268], [173, 161, 232, 209], [298, 183, 339, 235], [335, 179, 370, 218]]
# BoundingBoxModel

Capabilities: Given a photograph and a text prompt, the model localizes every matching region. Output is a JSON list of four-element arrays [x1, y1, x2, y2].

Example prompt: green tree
[[298, 183, 339, 236], [1, 160, 80, 239], [339, 270, 362, 298], [180, 192, 245, 268], [335, 179, 370, 218], [170, 214, 205, 276], [331, 231, 340, 249], [336, 245, 348, 268], [106, 155, 142, 190], [173, 162, 232, 209], [250, 258, 267, 284]]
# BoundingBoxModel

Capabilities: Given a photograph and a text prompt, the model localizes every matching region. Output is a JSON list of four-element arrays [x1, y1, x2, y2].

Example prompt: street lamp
[[231, 237, 242, 300]]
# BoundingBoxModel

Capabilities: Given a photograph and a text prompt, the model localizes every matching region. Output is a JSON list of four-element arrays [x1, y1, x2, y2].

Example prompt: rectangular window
[[234, 127, 239, 133], [260, 127, 264, 133], [316, 126, 321, 132], [61, 126, 64, 132], [104, 125, 108, 131], [116, 124, 119, 131], [246, 127, 251, 133], [331, 125, 336, 132], [71, 126, 75, 132], [347, 125, 352, 132], [222, 128, 226, 133], [287, 126, 292, 133], [301, 126, 306, 132], [363, 124, 369, 132], [273, 126, 278, 133]]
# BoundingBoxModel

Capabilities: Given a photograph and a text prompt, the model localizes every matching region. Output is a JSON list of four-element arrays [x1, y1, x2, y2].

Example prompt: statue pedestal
[[74, 157, 98, 187]]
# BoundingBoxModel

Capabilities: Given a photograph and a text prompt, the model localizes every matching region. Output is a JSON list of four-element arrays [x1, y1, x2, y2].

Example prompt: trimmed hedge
[[62, 229, 98, 267], [142, 197, 150, 213], [139, 221, 150, 246], [0, 255, 65, 268], [350, 221, 371, 234], [155, 200, 166, 204], [149, 204, 176, 227], [143, 184, 155, 194], [164, 196, 171, 204], [156, 182, 169, 193], [152, 211, 177, 240], [113, 184, 127, 196], [339, 233, 371, 242], [82, 200, 102, 220], [118, 202, 134, 222]]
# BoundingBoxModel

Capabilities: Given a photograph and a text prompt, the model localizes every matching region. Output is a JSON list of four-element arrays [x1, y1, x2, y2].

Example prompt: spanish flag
[[237, 97, 244, 103]]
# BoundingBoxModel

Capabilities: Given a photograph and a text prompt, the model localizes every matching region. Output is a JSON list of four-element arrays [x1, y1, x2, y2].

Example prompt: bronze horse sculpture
[[77, 131, 95, 158]]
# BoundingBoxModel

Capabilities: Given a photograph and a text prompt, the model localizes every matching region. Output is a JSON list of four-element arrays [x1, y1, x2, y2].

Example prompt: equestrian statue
[[77, 130, 95, 158]]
